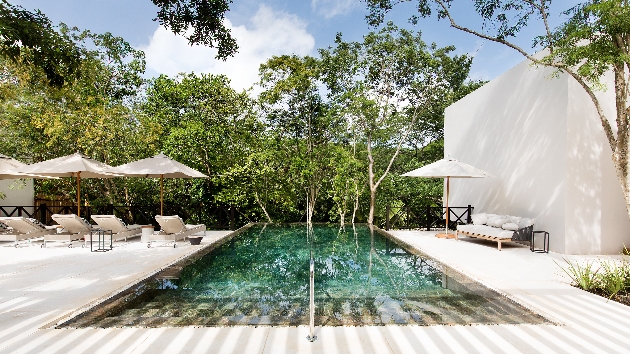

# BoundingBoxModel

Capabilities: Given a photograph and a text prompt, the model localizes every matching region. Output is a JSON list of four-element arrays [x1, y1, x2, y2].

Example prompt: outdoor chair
[[46, 214, 96, 248], [89, 215, 144, 247], [150, 215, 205, 248], [0, 217, 57, 247]]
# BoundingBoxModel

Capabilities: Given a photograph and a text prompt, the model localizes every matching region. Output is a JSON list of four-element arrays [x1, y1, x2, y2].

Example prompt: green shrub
[[598, 261, 627, 298], [557, 259, 599, 291]]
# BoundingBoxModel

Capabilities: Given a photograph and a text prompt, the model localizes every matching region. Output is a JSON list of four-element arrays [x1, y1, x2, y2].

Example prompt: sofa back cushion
[[519, 218, 536, 228], [471, 213, 488, 225], [487, 217, 510, 228]]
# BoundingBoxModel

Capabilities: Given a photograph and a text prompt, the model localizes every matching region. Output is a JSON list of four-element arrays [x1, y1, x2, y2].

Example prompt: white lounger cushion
[[153, 215, 205, 243], [156, 215, 192, 234], [0, 217, 49, 234], [51, 214, 93, 234], [457, 224, 515, 239], [91, 215, 141, 233], [0, 217, 56, 243]]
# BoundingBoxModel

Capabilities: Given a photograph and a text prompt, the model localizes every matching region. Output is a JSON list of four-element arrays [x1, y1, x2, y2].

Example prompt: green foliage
[[557, 258, 600, 291], [537, 0, 630, 87], [0, 0, 82, 87], [0, 8, 481, 225], [598, 260, 628, 298], [557, 258, 630, 300], [152, 0, 237, 60], [320, 23, 478, 223]]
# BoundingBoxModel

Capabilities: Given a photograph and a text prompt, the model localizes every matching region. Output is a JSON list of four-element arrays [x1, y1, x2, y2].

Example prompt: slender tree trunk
[[611, 59, 630, 219], [255, 191, 272, 223], [352, 181, 359, 224]]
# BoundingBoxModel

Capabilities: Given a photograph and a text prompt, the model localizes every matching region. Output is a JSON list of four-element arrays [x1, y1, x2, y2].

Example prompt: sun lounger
[[0, 217, 57, 247], [89, 215, 143, 246], [46, 214, 96, 248], [150, 215, 205, 248]]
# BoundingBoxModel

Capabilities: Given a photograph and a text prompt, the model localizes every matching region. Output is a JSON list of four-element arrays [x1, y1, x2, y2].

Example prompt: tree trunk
[[367, 139, 376, 224], [255, 191, 272, 223]]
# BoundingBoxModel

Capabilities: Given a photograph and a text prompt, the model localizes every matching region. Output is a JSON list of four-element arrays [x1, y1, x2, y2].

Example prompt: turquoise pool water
[[65, 224, 548, 327]]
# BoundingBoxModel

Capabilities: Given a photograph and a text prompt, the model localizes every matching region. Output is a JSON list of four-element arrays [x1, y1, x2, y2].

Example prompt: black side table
[[531, 231, 549, 253], [91, 229, 113, 252]]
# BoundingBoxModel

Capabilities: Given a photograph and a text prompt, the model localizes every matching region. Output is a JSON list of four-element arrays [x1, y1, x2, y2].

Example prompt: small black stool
[[531, 231, 549, 253]]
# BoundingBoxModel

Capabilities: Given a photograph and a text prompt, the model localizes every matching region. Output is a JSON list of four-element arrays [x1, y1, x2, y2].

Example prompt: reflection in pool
[[64, 224, 549, 327]]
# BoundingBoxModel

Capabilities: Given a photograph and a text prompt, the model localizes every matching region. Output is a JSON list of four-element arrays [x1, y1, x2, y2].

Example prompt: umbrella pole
[[160, 174, 164, 216], [77, 172, 81, 216]]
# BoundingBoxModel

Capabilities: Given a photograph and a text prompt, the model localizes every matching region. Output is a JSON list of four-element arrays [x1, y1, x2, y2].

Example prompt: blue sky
[[16, 0, 580, 93]]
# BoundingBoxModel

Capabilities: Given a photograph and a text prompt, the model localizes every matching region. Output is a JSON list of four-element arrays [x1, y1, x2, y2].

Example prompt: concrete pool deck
[[0, 228, 628, 353]]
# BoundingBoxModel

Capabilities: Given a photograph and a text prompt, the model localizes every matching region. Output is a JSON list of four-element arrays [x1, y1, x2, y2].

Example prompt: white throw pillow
[[471, 213, 488, 225], [486, 214, 498, 219], [502, 222, 519, 231], [509, 216, 523, 225], [519, 218, 535, 228], [487, 217, 510, 228]]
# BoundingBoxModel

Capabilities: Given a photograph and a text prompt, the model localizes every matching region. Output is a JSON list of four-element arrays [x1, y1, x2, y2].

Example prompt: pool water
[[65, 224, 549, 327]]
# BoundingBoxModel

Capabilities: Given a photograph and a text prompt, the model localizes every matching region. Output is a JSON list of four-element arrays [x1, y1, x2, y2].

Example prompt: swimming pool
[[61, 224, 549, 327]]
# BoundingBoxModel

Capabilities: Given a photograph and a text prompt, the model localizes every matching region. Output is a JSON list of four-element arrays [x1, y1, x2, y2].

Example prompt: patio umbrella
[[402, 157, 492, 238], [0, 154, 55, 180], [106, 153, 208, 216], [16, 152, 120, 215]]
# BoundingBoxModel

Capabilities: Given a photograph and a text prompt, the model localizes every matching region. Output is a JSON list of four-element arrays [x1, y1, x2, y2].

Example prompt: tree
[[141, 73, 259, 209], [0, 28, 151, 206], [365, 0, 630, 221], [152, 0, 237, 59], [258, 55, 344, 223], [0, 0, 82, 87], [0, 0, 237, 89], [320, 23, 475, 225]]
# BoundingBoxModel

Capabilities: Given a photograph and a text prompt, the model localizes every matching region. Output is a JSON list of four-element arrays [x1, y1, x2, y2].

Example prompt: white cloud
[[311, 0, 359, 19], [140, 5, 315, 94]]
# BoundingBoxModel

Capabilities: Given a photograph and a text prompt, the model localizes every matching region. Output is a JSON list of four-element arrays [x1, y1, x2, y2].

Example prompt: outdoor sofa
[[149, 215, 205, 248], [89, 215, 144, 247], [0, 217, 57, 247], [456, 213, 535, 251]]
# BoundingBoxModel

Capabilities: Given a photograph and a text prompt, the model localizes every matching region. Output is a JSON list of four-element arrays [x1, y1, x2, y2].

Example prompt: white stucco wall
[[0, 178, 34, 216], [445, 58, 630, 254]]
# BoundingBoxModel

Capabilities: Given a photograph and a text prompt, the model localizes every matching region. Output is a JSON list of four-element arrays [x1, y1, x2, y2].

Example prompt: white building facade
[[0, 179, 34, 211], [445, 58, 630, 254]]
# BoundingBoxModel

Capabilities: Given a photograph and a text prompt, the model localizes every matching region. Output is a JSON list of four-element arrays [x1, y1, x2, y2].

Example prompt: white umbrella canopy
[[107, 153, 209, 215], [0, 154, 57, 180], [402, 157, 492, 238], [0, 154, 31, 180], [16, 152, 120, 215], [401, 157, 493, 179]]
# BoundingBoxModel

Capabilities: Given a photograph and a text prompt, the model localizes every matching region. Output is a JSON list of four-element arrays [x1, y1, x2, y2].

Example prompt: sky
[[15, 0, 581, 94]]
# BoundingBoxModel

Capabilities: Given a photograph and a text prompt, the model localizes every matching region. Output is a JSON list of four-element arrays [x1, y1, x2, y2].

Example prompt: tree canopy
[[364, 0, 630, 222], [0, 4, 483, 228]]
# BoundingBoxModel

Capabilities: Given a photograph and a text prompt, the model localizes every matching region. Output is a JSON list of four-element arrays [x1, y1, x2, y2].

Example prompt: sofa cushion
[[471, 213, 488, 225], [458, 224, 514, 239], [519, 218, 536, 228], [487, 217, 509, 228], [502, 222, 519, 231], [509, 216, 522, 225]]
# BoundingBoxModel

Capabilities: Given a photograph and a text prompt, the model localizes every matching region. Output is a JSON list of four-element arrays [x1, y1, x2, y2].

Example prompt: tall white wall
[[0, 179, 34, 216], [444, 58, 630, 254]]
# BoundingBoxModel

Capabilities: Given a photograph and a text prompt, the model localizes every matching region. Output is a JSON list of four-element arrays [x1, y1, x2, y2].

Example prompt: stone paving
[[0, 228, 628, 353]]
